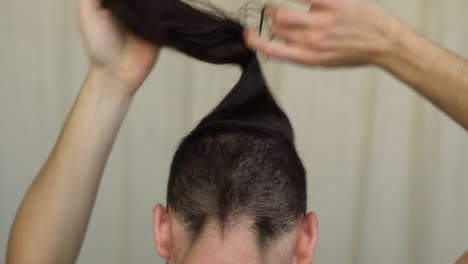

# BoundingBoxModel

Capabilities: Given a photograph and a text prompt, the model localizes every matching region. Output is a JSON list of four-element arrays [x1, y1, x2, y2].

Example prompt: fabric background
[[1, 0, 468, 263]]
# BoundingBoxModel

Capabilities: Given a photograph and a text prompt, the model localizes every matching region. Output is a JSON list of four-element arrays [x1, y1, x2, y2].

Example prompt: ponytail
[[101, 0, 294, 141], [103, 0, 306, 246]]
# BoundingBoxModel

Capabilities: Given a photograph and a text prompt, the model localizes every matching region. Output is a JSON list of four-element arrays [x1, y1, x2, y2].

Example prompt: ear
[[153, 204, 174, 259], [294, 212, 318, 264]]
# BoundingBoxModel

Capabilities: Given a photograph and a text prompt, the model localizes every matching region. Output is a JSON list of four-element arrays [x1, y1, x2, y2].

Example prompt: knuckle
[[305, 33, 323, 48], [263, 42, 281, 57], [274, 10, 289, 23], [328, 0, 345, 11], [312, 14, 336, 31], [319, 17, 335, 30], [274, 10, 284, 22], [262, 43, 275, 56]]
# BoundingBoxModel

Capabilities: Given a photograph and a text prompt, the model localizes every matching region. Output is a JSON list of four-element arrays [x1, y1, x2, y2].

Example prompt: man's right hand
[[244, 0, 468, 131], [77, 0, 160, 94], [243, 0, 401, 67]]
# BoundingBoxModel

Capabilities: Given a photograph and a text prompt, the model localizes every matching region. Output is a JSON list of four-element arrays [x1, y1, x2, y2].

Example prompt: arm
[[7, 69, 134, 264], [243, 0, 468, 130], [6, 0, 159, 263], [378, 25, 468, 130]]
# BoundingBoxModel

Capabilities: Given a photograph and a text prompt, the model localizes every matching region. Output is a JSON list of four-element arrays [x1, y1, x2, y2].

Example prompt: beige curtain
[[1, 0, 468, 263]]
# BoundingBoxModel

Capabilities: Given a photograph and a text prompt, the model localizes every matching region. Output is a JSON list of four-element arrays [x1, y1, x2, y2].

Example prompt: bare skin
[[6, 0, 467, 263], [244, 0, 468, 131], [6, 0, 319, 263], [457, 251, 468, 264], [6, 0, 159, 263]]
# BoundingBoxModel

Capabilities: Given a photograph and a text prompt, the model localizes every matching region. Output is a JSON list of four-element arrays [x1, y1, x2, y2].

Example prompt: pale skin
[[6, 0, 468, 263], [244, 0, 468, 131], [6, 0, 160, 262], [6, 0, 318, 263]]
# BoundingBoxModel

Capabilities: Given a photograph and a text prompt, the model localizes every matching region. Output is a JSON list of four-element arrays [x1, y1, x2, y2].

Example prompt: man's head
[[101, 0, 317, 262], [152, 124, 318, 264]]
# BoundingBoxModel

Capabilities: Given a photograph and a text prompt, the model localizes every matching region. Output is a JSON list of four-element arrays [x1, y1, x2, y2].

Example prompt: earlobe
[[294, 212, 318, 264], [153, 204, 173, 259]]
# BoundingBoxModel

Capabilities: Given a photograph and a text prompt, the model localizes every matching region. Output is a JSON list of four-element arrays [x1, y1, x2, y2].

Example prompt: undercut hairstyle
[[102, 0, 307, 249]]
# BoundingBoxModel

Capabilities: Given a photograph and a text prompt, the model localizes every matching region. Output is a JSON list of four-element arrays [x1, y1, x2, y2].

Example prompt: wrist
[[72, 68, 134, 139], [371, 13, 408, 68], [85, 66, 139, 100], [375, 22, 432, 76]]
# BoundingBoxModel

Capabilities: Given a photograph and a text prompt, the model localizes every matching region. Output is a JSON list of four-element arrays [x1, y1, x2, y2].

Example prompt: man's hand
[[244, 0, 401, 67], [245, 0, 468, 130], [77, 0, 160, 92]]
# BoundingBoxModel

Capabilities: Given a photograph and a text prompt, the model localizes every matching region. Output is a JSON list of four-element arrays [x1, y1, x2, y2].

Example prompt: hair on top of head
[[102, 0, 307, 250]]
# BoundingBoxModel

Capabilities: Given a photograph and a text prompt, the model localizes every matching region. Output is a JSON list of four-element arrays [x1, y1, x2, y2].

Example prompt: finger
[[244, 29, 268, 52], [270, 26, 307, 46], [244, 30, 319, 65], [261, 41, 320, 65], [272, 9, 314, 27], [78, 0, 101, 17], [271, 9, 331, 30]]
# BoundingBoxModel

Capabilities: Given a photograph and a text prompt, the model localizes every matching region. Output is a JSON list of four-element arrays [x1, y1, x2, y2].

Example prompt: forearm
[[378, 24, 468, 130], [246, 0, 468, 130], [7, 69, 134, 264]]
